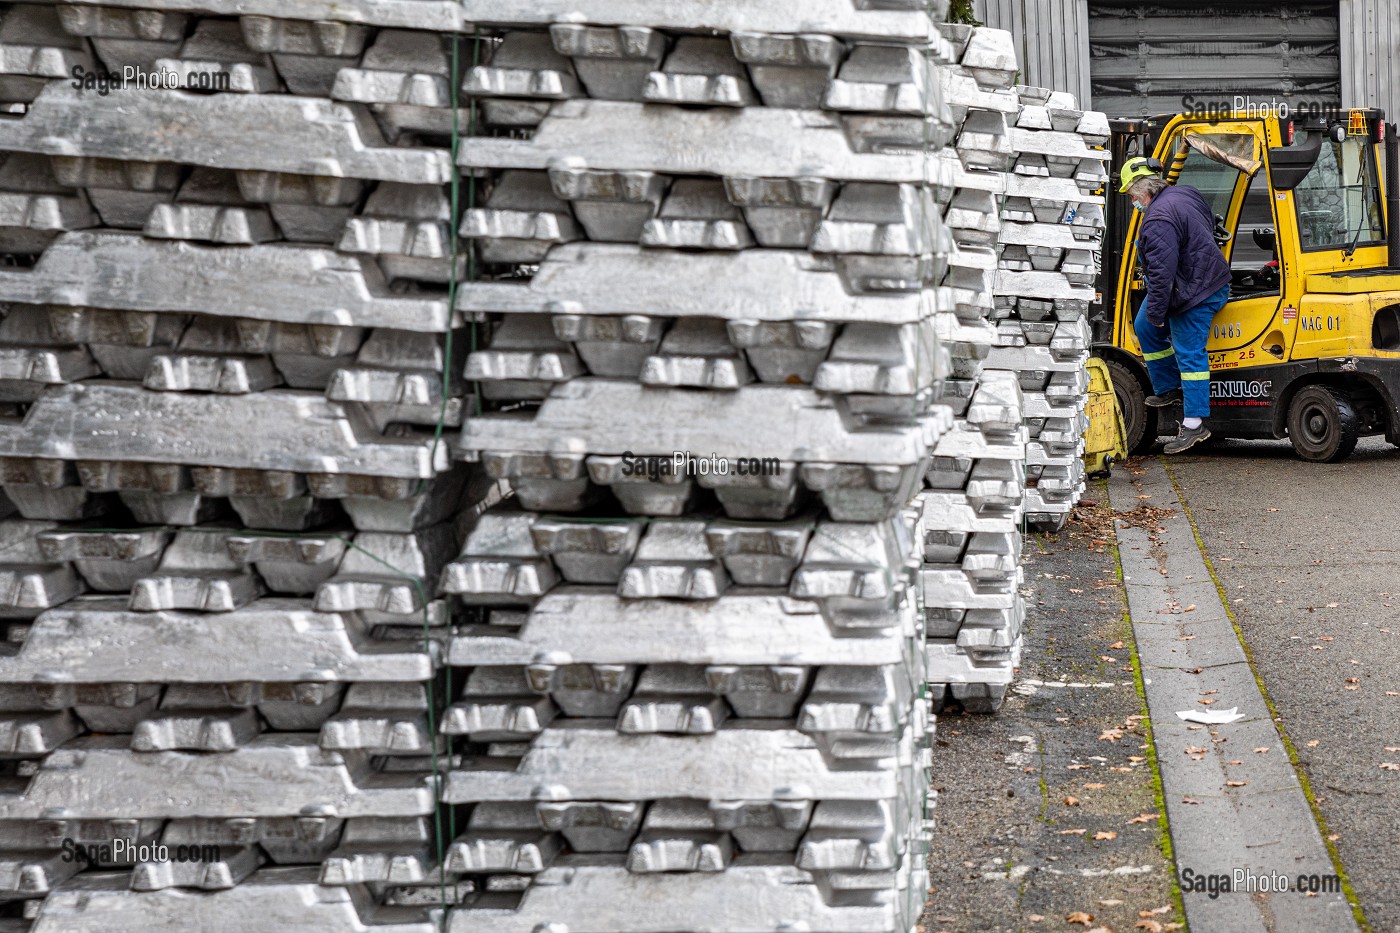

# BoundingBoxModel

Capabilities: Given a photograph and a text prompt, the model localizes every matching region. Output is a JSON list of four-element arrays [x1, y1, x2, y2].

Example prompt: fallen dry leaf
[[1066, 913, 1094, 926], [1141, 907, 1172, 916], [1254, 747, 1270, 754], [1200, 689, 1217, 696], [1229, 760, 1243, 765], [1028, 916, 1044, 924], [1137, 921, 1164, 933], [1128, 755, 1146, 762], [1306, 740, 1320, 747], [1183, 604, 1196, 612], [1063, 795, 1080, 806], [1094, 831, 1118, 840], [1198, 698, 1217, 706], [1177, 634, 1197, 641], [1110, 641, 1125, 650], [1265, 508, 1279, 512], [1084, 782, 1106, 789], [1127, 813, 1158, 824], [1098, 899, 1123, 906], [1381, 763, 1400, 771], [1346, 677, 1360, 684], [1185, 746, 1206, 755], [1057, 828, 1087, 835], [1067, 763, 1092, 770], [1226, 780, 1248, 787], [1182, 796, 1201, 804]]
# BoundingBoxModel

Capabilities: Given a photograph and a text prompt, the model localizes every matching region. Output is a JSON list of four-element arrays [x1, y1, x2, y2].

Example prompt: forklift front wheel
[[1105, 358, 1158, 455], [1287, 385, 1360, 463]]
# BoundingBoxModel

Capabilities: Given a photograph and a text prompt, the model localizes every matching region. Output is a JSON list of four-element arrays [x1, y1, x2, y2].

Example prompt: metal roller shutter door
[[1088, 0, 1341, 118]]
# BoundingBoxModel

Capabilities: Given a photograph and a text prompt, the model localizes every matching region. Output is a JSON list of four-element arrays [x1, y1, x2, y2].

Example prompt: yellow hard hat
[[1118, 156, 1161, 193]]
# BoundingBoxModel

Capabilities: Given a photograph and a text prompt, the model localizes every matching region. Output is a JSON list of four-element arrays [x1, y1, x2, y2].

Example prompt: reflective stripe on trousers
[[1133, 284, 1231, 418]]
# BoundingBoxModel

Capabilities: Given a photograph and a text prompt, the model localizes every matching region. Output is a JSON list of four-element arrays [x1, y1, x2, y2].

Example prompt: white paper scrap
[[1175, 707, 1246, 725]]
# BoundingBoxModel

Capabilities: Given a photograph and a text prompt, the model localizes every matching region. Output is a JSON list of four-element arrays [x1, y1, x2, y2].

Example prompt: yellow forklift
[[1094, 107, 1400, 462]]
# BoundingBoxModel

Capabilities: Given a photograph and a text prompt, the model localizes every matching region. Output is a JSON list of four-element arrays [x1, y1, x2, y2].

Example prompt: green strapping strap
[[1181, 371, 1211, 381], [1143, 347, 1175, 361]]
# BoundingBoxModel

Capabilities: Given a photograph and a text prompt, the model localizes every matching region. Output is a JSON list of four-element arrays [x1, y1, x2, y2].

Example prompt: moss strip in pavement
[[1104, 476, 1186, 927]]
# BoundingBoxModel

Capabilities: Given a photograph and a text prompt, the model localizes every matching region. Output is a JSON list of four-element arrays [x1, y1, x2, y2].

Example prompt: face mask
[[1132, 200, 1145, 214]]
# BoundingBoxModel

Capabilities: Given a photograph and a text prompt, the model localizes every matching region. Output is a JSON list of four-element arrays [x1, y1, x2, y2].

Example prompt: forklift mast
[[1091, 116, 1167, 346]]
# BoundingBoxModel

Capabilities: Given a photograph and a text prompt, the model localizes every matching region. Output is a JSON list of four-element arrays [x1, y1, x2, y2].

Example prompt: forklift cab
[[1096, 108, 1400, 460]]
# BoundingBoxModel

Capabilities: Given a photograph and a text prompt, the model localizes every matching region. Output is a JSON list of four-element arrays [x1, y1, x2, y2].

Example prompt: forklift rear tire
[[1105, 358, 1158, 455], [1287, 385, 1359, 463]]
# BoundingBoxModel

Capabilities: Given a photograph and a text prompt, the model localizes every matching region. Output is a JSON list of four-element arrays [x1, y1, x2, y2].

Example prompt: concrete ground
[[1168, 436, 1400, 932], [928, 439, 1398, 931], [923, 480, 1182, 933]]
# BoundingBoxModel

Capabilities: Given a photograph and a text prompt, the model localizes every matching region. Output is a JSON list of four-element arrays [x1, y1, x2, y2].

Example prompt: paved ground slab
[[924, 482, 1180, 933], [1110, 457, 1357, 933], [1166, 437, 1399, 931]]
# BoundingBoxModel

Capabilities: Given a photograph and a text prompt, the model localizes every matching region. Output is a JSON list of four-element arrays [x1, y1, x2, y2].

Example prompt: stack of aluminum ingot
[[913, 23, 1025, 714], [446, 3, 956, 928], [0, 0, 987, 928], [986, 84, 1108, 532], [0, 2, 492, 927]]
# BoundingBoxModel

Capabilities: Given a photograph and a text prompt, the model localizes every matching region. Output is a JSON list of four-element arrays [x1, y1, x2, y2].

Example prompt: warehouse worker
[[1121, 157, 1232, 454]]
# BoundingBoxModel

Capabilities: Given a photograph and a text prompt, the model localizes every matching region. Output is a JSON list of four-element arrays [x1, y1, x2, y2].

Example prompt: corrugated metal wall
[[1339, 0, 1400, 121], [973, 0, 1091, 105], [974, 0, 1395, 121]]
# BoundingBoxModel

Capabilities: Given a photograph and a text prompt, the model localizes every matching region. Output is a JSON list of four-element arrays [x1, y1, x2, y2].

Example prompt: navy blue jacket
[[1139, 185, 1232, 326]]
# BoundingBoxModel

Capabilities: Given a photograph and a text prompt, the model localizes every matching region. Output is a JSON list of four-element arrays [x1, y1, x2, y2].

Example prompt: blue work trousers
[[1133, 285, 1231, 419]]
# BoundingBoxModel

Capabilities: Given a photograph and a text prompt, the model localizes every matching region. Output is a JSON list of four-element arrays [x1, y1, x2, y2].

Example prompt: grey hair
[[1128, 176, 1169, 200]]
